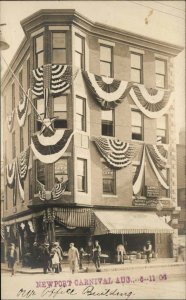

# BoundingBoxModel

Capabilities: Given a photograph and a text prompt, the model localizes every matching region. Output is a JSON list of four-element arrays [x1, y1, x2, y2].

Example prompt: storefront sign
[[132, 198, 158, 208], [146, 186, 159, 198]]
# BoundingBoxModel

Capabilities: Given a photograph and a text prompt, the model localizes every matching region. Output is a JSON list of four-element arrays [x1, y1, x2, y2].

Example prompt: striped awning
[[94, 210, 173, 235], [3, 211, 44, 225], [55, 208, 92, 228]]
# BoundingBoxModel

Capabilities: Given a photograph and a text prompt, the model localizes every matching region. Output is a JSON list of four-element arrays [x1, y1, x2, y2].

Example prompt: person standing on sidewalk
[[68, 243, 79, 274], [116, 244, 126, 264], [92, 240, 101, 272], [42, 242, 51, 274], [143, 240, 152, 263], [7, 243, 17, 276]]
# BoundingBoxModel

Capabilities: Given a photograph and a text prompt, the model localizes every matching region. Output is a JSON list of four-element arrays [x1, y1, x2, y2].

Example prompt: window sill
[[102, 194, 118, 198], [131, 139, 144, 144]]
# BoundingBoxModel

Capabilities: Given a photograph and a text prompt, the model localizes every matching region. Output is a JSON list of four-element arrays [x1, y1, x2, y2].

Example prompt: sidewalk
[[1, 258, 185, 274]]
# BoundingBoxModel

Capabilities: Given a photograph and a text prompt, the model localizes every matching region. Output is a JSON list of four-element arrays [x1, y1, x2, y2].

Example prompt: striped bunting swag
[[51, 65, 72, 95], [31, 129, 74, 164], [17, 169, 24, 201], [93, 136, 135, 169], [129, 84, 174, 118], [51, 180, 68, 200], [7, 110, 15, 132], [16, 92, 29, 127], [6, 162, 16, 188], [17, 147, 30, 180], [83, 71, 132, 109], [36, 180, 46, 201], [55, 208, 92, 227], [133, 145, 146, 195], [146, 144, 168, 169], [32, 66, 44, 96]]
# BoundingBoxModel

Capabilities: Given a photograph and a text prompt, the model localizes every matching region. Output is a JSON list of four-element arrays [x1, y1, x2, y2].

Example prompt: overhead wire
[[154, 1, 185, 12]]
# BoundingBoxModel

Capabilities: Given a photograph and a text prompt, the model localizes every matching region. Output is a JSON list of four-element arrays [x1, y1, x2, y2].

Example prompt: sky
[[0, 0, 185, 141]]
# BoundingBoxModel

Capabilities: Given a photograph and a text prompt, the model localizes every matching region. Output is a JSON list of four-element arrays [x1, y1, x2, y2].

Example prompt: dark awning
[[55, 208, 92, 228]]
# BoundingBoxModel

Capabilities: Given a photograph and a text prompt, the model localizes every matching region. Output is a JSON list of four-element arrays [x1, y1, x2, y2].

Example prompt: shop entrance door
[[155, 233, 172, 257]]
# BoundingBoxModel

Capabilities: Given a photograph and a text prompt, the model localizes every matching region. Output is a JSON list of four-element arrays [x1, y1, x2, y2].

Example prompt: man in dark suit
[[7, 243, 17, 276]]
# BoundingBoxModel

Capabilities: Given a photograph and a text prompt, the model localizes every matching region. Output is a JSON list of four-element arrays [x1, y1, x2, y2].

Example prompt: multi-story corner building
[[2, 9, 183, 263]]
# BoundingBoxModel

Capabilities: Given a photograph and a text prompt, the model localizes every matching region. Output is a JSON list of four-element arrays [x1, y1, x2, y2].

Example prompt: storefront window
[[101, 110, 114, 136], [77, 158, 87, 192], [52, 32, 66, 64], [102, 163, 116, 194]]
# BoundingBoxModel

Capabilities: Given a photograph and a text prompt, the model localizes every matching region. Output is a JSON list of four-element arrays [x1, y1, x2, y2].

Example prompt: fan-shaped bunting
[[17, 147, 30, 180], [146, 144, 168, 169], [31, 129, 74, 164], [83, 71, 132, 109], [6, 162, 16, 188], [32, 66, 44, 96], [129, 84, 174, 118], [16, 93, 29, 127], [7, 110, 15, 132], [93, 136, 135, 169], [51, 180, 69, 200]]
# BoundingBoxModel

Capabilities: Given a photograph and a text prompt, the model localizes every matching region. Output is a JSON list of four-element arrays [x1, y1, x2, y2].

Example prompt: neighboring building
[[1, 161, 5, 262], [1, 10, 183, 262], [177, 130, 186, 235]]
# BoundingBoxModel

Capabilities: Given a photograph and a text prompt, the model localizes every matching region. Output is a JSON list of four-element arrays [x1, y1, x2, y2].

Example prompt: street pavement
[[1, 261, 185, 299]]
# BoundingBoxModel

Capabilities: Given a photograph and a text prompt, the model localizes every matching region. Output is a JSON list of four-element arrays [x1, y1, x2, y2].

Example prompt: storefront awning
[[3, 211, 43, 225], [94, 210, 173, 235], [55, 208, 92, 228]]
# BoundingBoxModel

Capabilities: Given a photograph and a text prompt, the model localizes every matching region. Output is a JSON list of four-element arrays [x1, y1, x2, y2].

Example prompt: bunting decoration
[[17, 168, 24, 201], [93, 136, 135, 169], [31, 129, 74, 164], [146, 146, 169, 189], [146, 144, 168, 169], [83, 71, 132, 109], [32, 64, 73, 97], [51, 180, 69, 200], [36, 180, 46, 201], [6, 162, 16, 188], [129, 84, 174, 118], [17, 147, 30, 181], [16, 93, 29, 127], [7, 110, 15, 132], [133, 146, 146, 195]]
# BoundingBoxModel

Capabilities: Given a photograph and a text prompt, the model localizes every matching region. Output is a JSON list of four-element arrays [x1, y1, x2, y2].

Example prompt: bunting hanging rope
[[17, 147, 30, 180], [51, 180, 69, 200], [6, 162, 16, 188], [7, 110, 15, 132], [31, 129, 74, 164], [129, 84, 174, 118], [133, 146, 146, 195], [83, 71, 132, 109], [146, 146, 169, 189], [16, 92, 29, 127], [93, 136, 135, 169], [146, 144, 168, 169]]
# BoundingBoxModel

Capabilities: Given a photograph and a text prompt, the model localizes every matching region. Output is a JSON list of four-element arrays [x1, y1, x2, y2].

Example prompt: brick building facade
[[2, 10, 183, 263]]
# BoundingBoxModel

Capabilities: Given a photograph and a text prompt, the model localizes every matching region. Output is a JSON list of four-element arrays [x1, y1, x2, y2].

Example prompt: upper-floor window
[[101, 110, 114, 137], [12, 83, 15, 110], [20, 127, 24, 152], [19, 70, 23, 99], [35, 35, 44, 67], [100, 45, 112, 77], [102, 163, 116, 195], [77, 158, 87, 192], [75, 34, 85, 69], [155, 59, 167, 89], [156, 115, 168, 144], [131, 53, 143, 83], [12, 131, 16, 159], [27, 58, 30, 89], [36, 98, 45, 131], [52, 32, 66, 64], [131, 109, 143, 141], [54, 158, 69, 190], [53, 95, 67, 129], [76, 96, 86, 132]]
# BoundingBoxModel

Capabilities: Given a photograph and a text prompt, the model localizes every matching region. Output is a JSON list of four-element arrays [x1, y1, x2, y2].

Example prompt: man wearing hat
[[7, 243, 17, 276], [68, 243, 79, 274], [143, 240, 152, 263], [42, 242, 51, 274], [92, 240, 102, 272]]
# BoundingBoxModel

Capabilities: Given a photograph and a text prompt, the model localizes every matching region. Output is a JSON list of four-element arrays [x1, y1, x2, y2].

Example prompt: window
[[52, 32, 66, 64], [20, 127, 24, 152], [28, 114, 31, 145], [77, 158, 87, 192], [155, 59, 166, 89], [12, 83, 15, 110], [36, 98, 45, 131], [101, 110, 114, 136], [100, 45, 112, 77], [156, 115, 168, 144], [29, 168, 32, 200], [76, 96, 86, 131], [19, 70, 23, 99], [102, 163, 116, 194], [159, 168, 170, 198], [12, 131, 16, 159], [131, 110, 143, 141], [27, 58, 30, 89], [53, 95, 67, 128], [36, 160, 45, 185], [54, 158, 69, 189], [131, 53, 143, 83], [75, 34, 85, 69], [35, 35, 44, 67]]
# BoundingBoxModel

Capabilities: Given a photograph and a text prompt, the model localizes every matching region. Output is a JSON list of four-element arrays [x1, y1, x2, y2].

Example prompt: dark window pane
[[132, 132, 142, 141], [102, 163, 115, 194], [54, 119, 67, 129], [102, 121, 113, 136], [103, 179, 114, 194], [37, 160, 45, 185], [52, 49, 66, 64]]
